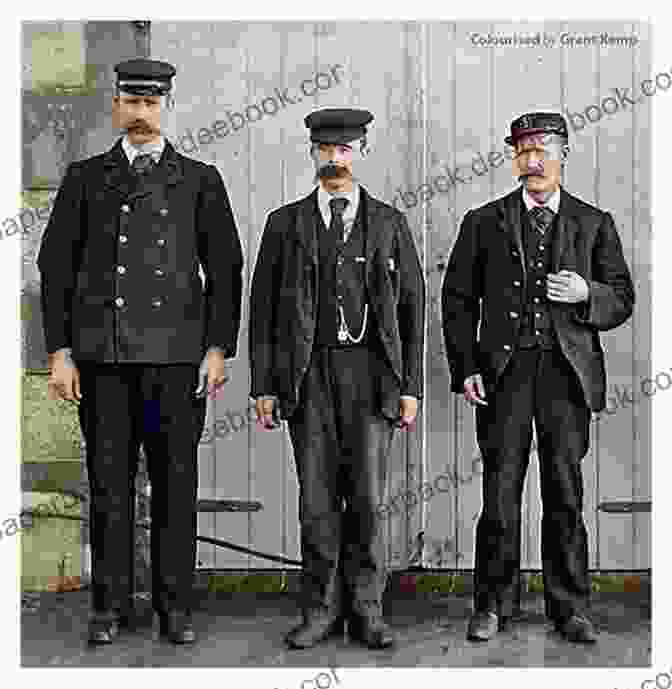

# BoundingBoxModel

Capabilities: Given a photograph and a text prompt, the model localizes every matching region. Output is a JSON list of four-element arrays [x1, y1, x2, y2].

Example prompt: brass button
[[154, 268, 164, 277], [503, 344, 512, 351], [119, 234, 128, 244], [513, 280, 521, 287], [536, 279, 543, 286], [151, 298, 163, 308], [536, 313, 542, 318], [537, 262, 543, 268], [121, 204, 130, 213], [117, 265, 126, 275], [535, 330, 541, 336], [539, 245, 545, 251], [115, 297, 125, 308], [160, 208, 168, 216], [157, 238, 166, 247], [509, 311, 519, 318], [533, 297, 540, 303]]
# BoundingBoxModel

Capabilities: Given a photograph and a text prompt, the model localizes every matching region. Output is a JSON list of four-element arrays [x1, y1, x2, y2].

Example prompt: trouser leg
[[140, 364, 205, 614], [535, 349, 591, 622], [77, 363, 141, 616], [330, 347, 395, 613], [474, 350, 537, 617], [287, 349, 343, 616]]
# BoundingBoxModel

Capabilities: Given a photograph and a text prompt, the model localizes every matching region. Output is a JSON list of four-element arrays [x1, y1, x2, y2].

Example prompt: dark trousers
[[287, 344, 396, 619], [474, 347, 592, 621], [77, 362, 206, 617]]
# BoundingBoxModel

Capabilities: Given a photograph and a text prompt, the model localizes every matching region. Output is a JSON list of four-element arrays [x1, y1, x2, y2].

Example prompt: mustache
[[317, 161, 351, 179], [519, 169, 545, 180], [125, 120, 159, 134]]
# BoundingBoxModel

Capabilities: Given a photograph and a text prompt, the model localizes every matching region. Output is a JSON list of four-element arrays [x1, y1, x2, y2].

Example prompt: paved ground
[[21, 591, 651, 668]]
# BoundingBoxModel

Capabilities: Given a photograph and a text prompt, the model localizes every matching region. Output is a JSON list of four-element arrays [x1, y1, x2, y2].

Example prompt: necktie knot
[[329, 197, 349, 217], [131, 153, 156, 175], [528, 205, 554, 233]]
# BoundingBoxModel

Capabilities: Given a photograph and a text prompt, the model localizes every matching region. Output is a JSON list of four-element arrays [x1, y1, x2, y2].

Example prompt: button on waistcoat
[[517, 204, 559, 349], [108, 164, 203, 361], [314, 198, 373, 347]]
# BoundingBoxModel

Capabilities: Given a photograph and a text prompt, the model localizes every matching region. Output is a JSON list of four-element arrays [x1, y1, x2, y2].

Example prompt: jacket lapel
[[363, 187, 384, 273], [552, 187, 579, 272], [157, 141, 185, 188], [294, 188, 319, 266], [102, 139, 136, 199], [497, 187, 526, 279]]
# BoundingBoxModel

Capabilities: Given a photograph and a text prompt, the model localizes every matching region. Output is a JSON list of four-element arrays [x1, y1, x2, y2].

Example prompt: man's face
[[512, 132, 566, 194], [312, 142, 355, 182], [112, 92, 163, 144]]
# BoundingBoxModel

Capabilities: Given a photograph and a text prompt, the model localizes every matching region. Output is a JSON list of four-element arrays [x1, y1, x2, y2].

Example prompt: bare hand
[[397, 397, 418, 430], [47, 349, 81, 403], [255, 397, 279, 429], [463, 374, 487, 406], [546, 270, 589, 304], [195, 348, 230, 398]]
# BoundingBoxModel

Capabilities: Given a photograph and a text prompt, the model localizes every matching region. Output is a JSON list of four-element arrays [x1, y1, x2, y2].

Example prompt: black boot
[[285, 609, 345, 649], [158, 610, 196, 644], [348, 603, 395, 650]]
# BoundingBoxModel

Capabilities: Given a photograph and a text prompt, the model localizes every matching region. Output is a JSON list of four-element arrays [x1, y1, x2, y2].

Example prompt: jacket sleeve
[[196, 164, 244, 357], [396, 211, 426, 399], [249, 209, 283, 398], [440, 209, 482, 393], [36, 161, 86, 355], [572, 211, 634, 331]]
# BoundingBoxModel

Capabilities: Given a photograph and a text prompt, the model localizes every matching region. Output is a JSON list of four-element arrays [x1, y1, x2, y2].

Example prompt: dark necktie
[[528, 205, 554, 234], [329, 197, 350, 243], [131, 153, 156, 176]]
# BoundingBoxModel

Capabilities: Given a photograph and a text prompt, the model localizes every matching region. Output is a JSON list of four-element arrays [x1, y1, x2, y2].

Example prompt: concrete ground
[[21, 591, 651, 668]]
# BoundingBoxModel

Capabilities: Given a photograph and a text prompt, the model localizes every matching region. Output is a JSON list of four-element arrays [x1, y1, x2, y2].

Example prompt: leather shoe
[[467, 610, 499, 641], [88, 613, 120, 645], [158, 610, 196, 644], [555, 614, 597, 644], [348, 613, 395, 649], [285, 611, 345, 649]]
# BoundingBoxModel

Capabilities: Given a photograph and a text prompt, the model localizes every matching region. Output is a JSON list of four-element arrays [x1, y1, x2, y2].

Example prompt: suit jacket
[[441, 186, 634, 412], [249, 186, 425, 420], [37, 139, 243, 363]]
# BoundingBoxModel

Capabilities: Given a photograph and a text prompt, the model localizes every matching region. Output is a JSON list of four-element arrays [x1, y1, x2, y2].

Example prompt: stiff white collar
[[522, 185, 561, 213], [121, 134, 166, 164]]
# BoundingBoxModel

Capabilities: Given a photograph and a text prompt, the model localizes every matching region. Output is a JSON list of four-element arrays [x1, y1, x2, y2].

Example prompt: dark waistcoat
[[517, 204, 560, 349], [314, 198, 375, 347]]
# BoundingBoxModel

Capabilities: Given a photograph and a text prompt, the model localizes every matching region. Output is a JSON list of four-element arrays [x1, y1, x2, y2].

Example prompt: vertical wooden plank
[[242, 22, 286, 569], [424, 21, 462, 570], [448, 20, 498, 572], [592, 21, 639, 570], [631, 20, 652, 571]]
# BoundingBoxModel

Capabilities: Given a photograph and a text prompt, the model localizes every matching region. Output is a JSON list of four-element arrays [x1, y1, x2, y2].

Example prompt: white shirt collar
[[317, 182, 360, 225], [522, 185, 561, 214], [121, 134, 166, 163]]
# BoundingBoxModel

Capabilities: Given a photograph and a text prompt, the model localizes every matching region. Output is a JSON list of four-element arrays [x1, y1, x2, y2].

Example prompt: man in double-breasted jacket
[[249, 108, 425, 650], [37, 59, 243, 645], [441, 112, 634, 644]]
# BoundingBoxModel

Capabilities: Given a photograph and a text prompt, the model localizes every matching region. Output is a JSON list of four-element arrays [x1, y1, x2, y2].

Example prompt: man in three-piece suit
[[250, 108, 425, 649], [37, 59, 243, 645], [441, 112, 634, 644]]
